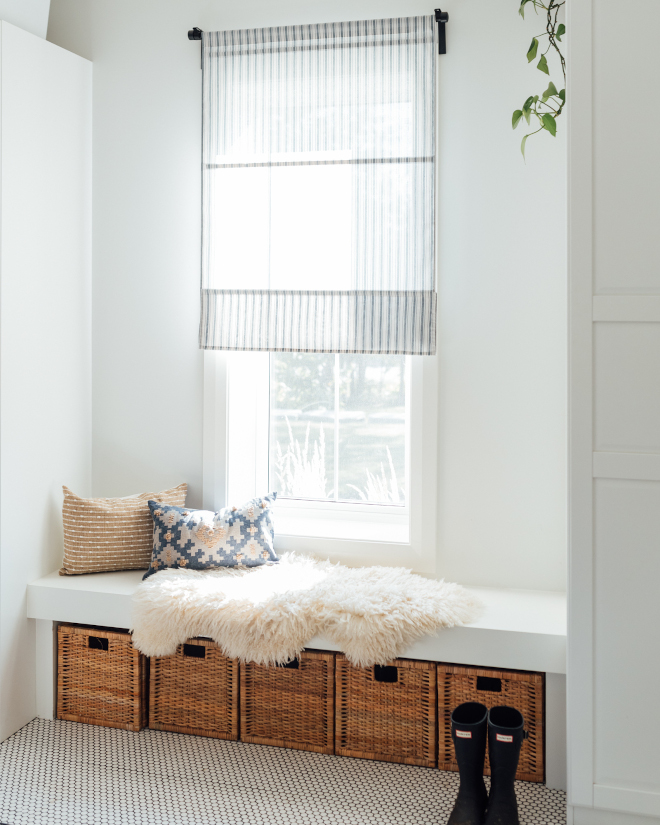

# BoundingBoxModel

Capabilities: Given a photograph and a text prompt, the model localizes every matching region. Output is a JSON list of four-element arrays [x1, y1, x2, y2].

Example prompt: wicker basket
[[150, 638, 239, 740], [335, 655, 437, 767], [437, 664, 545, 782], [241, 651, 334, 754], [57, 625, 147, 731]]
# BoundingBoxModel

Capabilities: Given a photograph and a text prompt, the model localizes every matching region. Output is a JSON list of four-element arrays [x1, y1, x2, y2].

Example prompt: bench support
[[35, 619, 56, 720]]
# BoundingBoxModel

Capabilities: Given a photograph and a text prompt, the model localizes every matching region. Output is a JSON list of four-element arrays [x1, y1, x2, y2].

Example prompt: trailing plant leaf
[[521, 134, 529, 158], [512, 0, 566, 158], [542, 113, 557, 135], [527, 38, 539, 62]]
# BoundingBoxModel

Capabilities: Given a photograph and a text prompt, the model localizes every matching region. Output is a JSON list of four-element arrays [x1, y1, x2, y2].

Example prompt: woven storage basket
[[241, 651, 334, 754], [437, 664, 545, 782], [57, 625, 147, 731], [335, 655, 437, 767], [150, 638, 239, 740]]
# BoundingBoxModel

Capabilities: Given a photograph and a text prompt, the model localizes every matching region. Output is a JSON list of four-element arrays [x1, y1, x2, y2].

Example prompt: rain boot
[[447, 702, 489, 825], [484, 706, 526, 825]]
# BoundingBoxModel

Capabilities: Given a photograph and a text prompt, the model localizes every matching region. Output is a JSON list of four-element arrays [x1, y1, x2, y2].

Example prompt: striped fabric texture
[[200, 16, 437, 355], [60, 484, 188, 575]]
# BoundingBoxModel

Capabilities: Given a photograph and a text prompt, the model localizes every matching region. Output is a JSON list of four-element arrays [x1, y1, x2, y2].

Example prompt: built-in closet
[[0, 21, 91, 741]]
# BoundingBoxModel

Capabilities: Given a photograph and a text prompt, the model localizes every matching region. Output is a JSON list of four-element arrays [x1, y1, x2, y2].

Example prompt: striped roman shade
[[60, 483, 187, 575], [200, 16, 437, 355]]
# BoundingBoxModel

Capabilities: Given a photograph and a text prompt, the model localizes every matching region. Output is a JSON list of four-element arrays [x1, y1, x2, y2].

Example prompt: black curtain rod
[[189, 15, 448, 53]]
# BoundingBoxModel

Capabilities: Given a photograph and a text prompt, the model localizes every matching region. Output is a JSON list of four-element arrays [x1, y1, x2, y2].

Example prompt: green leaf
[[527, 38, 539, 62], [519, 0, 538, 18], [556, 23, 566, 41], [558, 88, 566, 101], [521, 134, 529, 158], [512, 110, 523, 130], [542, 113, 557, 136], [541, 82, 558, 103], [522, 95, 535, 113], [524, 108, 531, 124], [537, 54, 549, 75]]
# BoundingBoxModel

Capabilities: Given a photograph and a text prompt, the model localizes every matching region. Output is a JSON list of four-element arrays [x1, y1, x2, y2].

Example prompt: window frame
[[202, 350, 438, 574]]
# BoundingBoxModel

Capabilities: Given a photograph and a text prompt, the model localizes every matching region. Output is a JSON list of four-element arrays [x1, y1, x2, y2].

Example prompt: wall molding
[[567, 0, 595, 808], [572, 803, 660, 825], [593, 296, 660, 323], [594, 786, 660, 820], [593, 451, 660, 482]]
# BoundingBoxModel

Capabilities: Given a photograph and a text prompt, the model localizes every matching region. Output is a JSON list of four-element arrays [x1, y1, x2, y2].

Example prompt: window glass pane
[[269, 354, 335, 500], [269, 353, 407, 505], [337, 355, 406, 504]]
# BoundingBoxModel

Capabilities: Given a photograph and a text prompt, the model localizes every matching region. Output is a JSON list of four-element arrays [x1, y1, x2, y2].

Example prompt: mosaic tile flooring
[[0, 719, 566, 825]]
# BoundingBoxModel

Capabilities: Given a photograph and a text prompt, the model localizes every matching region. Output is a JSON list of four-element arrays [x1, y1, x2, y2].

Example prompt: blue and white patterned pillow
[[143, 494, 278, 579]]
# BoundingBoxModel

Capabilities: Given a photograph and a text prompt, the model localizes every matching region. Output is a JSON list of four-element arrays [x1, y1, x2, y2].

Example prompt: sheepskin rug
[[131, 554, 481, 667]]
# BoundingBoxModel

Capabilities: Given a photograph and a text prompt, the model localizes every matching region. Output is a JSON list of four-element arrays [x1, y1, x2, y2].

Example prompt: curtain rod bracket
[[188, 27, 203, 41], [434, 9, 448, 55]]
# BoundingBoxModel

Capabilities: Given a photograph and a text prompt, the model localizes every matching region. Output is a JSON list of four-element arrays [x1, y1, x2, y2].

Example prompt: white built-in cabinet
[[568, 1, 660, 824], [0, 21, 91, 741]]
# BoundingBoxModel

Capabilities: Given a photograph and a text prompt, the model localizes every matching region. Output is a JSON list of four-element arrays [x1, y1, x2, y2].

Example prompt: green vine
[[512, 0, 566, 158]]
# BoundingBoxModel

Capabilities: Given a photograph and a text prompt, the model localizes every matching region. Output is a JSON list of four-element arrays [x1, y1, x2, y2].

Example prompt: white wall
[[0, 21, 91, 740], [0, 0, 50, 38], [568, 0, 660, 822], [47, 0, 566, 592]]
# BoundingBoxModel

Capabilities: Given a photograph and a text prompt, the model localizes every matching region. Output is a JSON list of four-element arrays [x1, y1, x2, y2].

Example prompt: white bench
[[27, 571, 567, 789]]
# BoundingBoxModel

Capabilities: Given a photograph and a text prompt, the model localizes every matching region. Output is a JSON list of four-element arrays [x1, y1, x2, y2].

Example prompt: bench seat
[[27, 569, 566, 674]]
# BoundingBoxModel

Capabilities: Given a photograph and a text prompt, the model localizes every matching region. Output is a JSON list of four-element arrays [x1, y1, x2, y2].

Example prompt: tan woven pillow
[[60, 483, 188, 575]]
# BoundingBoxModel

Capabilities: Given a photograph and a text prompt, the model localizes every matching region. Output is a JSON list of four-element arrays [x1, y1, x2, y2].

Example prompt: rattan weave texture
[[335, 655, 437, 767], [149, 638, 238, 740], [57, 625, 147, 731], [240, 651, 335, 754], [437, 664, 545, 782]]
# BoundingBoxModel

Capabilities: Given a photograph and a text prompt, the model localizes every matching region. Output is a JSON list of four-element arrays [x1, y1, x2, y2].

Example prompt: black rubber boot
[[447, 702, 488, 825], [484, 706, 526, 825]]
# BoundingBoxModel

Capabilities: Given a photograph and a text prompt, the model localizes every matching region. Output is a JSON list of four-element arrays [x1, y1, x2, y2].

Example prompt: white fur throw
[[131, 553, 481, 668]]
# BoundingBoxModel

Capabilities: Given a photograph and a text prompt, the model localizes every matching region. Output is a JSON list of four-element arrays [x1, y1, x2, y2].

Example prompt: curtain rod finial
[[434, 9, 448, 54], [188, 27, 203, 41]]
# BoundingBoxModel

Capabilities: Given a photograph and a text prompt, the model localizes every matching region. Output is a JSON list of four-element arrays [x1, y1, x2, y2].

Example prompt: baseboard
[[572, 805, 660, 825]]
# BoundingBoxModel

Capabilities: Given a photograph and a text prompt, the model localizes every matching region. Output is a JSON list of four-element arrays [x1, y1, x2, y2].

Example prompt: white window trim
[[202, 350, 438, 576]]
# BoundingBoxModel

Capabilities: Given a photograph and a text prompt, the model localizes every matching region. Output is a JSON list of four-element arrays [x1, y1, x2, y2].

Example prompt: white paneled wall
[[568, 0, 660, 822]]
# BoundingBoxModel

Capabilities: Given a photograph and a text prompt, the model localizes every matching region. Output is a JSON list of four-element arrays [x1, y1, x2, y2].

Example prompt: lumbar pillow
[[143, 494, 278, 579], [60, 483, 188, 575]]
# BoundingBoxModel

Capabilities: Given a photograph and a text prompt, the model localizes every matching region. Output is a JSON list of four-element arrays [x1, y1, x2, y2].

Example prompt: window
[[204, 350, 437, 571], [199, 16, 438, 571], [269, 352, 409, 543]]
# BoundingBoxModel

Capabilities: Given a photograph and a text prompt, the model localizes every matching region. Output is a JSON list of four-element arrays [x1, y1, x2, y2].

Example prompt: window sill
[[275, 506, 409, 544]]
